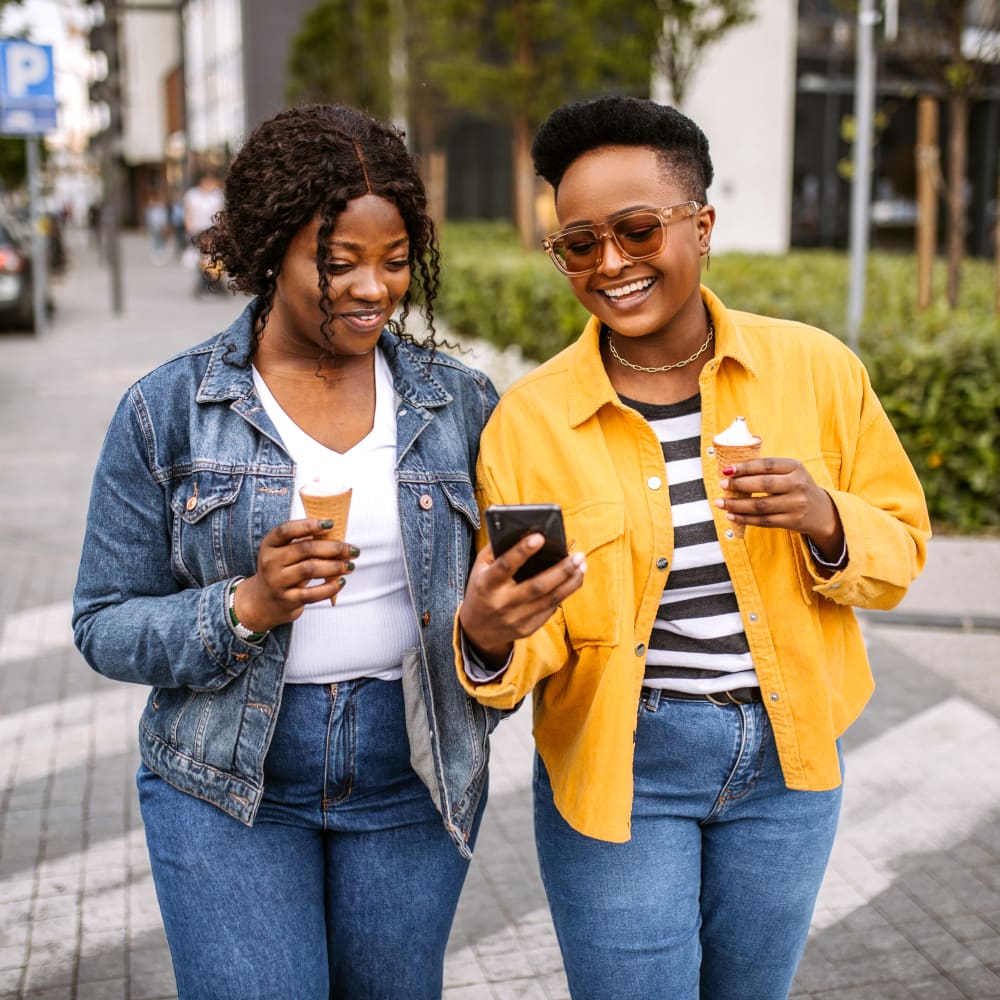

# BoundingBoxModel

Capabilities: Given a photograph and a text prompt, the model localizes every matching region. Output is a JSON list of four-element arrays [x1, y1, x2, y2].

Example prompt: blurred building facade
[[67, 0, 1000, 255]]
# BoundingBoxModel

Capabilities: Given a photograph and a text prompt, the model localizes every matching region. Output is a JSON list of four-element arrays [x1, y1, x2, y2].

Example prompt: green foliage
[[438, 221, 589, 361], [410, 0, 657, 130], [642, 0, 757, 106], [0, 136, 28, 190], [436, 223, 1000, 533], [286, 0, 393, 118]]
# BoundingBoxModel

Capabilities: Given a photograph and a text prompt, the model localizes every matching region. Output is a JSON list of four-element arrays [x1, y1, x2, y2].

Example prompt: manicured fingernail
[[349, 545, 361, 557], [320, 519, 334, 529], [721, 466, 735, 476], [337, 577, 347, 589], [571, 551, 586, 567], [344, 561, 355, 572], [715, 498, 726, 508]]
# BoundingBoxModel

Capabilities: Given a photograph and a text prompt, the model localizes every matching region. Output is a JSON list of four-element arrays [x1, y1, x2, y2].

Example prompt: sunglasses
[[542, 201, 703, 276]]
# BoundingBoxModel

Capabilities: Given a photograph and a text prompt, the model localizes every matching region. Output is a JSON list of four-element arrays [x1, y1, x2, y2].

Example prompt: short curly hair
[[201, 103, 440, 350], [531, 96, 714, 203]]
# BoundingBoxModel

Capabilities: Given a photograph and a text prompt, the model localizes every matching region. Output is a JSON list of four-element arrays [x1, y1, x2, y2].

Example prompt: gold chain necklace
[[606, 322, 714, 374]]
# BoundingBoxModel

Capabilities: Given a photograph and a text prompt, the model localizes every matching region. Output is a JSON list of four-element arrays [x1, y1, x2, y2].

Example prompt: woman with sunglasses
[[456, 96, 930, 999]]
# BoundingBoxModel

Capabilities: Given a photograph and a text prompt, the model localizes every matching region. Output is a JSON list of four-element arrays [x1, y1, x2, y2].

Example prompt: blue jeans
[[138, 678, 481, 999], [534, 690, 843, 1000]]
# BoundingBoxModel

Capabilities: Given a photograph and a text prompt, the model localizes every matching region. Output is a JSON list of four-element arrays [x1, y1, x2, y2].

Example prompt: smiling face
[[268, 193, 411, 361], [554, 145, 714, 348]]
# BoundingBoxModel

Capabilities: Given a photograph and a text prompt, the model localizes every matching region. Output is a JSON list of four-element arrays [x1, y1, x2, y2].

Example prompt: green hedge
[[438, 222, 1000, 534]]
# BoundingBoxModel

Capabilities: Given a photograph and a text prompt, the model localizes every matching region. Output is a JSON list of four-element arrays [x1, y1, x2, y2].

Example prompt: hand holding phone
[[485, 504, 568, 583]]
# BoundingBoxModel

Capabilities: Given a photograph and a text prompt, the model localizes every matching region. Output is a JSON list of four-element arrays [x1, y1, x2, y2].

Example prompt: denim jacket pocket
[[438, 478, 480, 594], [169, 470, 245, 586], [561, 500, 626, 648]]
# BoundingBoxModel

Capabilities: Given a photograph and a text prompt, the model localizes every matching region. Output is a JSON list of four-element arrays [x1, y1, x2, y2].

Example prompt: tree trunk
[[946, 92, 968, 309], [915, 96, 938, 309], [511, 0, 535, 249], [512, 115, 535, 250], [995, 165, 1000, 313], [425, 149, 447, 232]]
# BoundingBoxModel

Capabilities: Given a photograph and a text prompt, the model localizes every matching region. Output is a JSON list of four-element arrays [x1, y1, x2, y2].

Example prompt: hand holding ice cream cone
[[299, 478, 353, 602], [713, 417, 761, 539]]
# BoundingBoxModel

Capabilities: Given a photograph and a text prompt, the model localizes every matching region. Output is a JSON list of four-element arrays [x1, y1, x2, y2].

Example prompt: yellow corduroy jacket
[[455, 286, 930, 843]]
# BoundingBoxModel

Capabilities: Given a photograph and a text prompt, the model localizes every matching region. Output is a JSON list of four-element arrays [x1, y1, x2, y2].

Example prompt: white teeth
[[602, 278, 654, 300]]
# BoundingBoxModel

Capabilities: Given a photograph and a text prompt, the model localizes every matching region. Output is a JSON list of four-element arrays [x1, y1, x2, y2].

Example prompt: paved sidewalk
[[0, 232, 998, 999]]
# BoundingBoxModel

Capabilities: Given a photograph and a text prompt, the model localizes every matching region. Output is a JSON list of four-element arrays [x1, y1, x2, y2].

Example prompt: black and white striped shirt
[[622, 393, 758, 693]]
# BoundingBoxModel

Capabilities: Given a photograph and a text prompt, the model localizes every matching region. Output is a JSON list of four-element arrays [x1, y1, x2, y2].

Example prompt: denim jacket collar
[[194, 301, 454, 411]]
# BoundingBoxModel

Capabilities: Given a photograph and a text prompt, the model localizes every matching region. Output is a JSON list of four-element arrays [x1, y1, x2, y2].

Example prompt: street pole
[[26, 134, 47, 336], [104, 0, 124, 314], [846, 0, 879, 351]]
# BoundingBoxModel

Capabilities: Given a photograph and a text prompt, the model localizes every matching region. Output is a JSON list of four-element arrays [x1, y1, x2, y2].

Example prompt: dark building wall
[[240, 0, 317, 130]]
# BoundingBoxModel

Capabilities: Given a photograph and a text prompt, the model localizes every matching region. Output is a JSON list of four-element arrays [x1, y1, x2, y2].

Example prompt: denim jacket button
[[419, 494, 433, 510], [185, 495, 197, 511], [421, 611, 431, 626]]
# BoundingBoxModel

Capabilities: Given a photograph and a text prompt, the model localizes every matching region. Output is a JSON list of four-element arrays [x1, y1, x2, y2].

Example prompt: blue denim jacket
[[73, 303, 501, 858]]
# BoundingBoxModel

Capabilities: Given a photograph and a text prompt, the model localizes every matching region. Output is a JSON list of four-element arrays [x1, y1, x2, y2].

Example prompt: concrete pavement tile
[[442, 986, 495, 1000], [946, 963, 1000, 997], [127, 942, 174, 982], [534, 972, 570, 1000], [907, 978, 967, 999], [872, 884, 933, 924], [790, 951, 839, 993], [471, 925, 521, 957], [914, 931, 983, 970], [0, 917, 27, 950], [11, 988, 72, 1000], [968, 934, 1000, 970], [77, 979, 128, 1000], [478, 948, 530, 983], [444, 954, 489, 988], [485, 978, 549, 999], [29, 894, 79, 926], [0, 968, 21, 997], [22, 958, 74, 991], [810, 985, 914, 999], [0, 945, 25, 973], [840, 904, 892, 931], [35, 861, 82, 890], [521, 946, 565, 978], [81, 890, 127, 933], [941, 913, 1000, 942], [130, 975, 178, 1000], [0, 877, 34, 906], [78, 946, 125, 984]]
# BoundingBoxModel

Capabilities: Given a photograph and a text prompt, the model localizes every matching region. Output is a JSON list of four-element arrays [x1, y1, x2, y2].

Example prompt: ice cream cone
[[299, 487, 352, 542], [714, 441, 761, 539]]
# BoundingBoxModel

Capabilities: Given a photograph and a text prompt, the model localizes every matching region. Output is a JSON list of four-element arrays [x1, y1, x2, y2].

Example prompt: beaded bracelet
[[227, 577, 268, 643]]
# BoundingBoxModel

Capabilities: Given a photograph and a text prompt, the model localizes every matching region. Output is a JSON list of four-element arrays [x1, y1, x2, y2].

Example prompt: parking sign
[[0, 40, 57, 135]]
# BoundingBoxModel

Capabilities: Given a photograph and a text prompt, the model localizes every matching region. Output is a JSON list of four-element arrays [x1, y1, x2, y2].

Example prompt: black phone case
[[485, 504, 568, 582]]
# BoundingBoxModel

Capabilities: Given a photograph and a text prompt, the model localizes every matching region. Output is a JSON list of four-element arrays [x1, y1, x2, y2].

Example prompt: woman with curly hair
[[73, 104, 500, 998]]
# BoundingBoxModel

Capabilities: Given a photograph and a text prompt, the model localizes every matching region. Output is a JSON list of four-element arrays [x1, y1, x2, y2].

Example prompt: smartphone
[[485, 504, 569, 583]]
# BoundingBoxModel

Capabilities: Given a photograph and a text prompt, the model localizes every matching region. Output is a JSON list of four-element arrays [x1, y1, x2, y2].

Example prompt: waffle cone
[[714, 440, 761, 539], [299, 487, 352, 541]]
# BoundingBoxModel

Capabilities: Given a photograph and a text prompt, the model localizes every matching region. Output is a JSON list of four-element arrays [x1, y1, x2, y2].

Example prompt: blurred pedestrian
[[183, 170, 224, 294], [169, 192, 186, 259], [73, 103, 499, 999], [456, 95, 931, 1000], [143, 193, 168, 264]]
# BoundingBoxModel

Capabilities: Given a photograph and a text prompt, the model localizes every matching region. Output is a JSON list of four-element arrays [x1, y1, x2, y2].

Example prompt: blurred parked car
[[0, 210, 53, 332]]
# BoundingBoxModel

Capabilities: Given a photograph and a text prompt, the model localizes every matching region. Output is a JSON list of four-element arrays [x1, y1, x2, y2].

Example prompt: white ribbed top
[[252, 348, 418, 683]]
